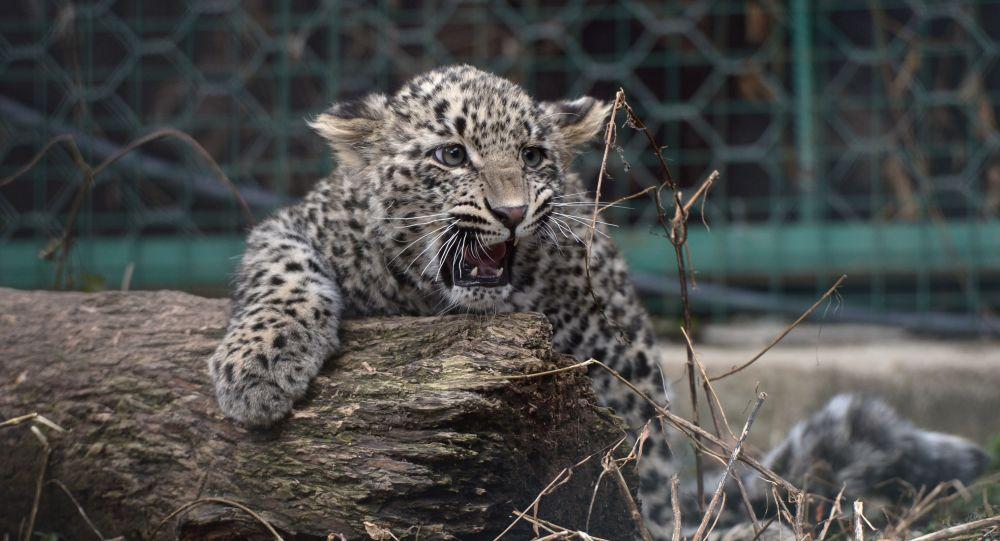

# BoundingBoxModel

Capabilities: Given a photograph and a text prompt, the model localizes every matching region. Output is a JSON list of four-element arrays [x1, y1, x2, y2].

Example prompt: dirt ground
[[656, 320, 1000, 452]]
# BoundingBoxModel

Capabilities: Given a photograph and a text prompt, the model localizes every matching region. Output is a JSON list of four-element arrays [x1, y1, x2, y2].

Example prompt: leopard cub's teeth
[[512, 237, 519, 247], [498, 266, 504, 275], [470, 267, 479, 277]]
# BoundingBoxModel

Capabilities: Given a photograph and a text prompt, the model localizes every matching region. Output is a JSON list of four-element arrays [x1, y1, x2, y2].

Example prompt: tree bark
[[0, 288, 639, 540]]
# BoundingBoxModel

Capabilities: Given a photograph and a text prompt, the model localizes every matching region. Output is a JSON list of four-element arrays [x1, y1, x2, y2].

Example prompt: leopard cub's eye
[[433, 144, 467, 167], [521, 147, 544, 168]]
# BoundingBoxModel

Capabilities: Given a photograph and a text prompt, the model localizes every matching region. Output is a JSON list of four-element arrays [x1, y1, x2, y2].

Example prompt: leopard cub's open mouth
[[447, 239, 516, 288]]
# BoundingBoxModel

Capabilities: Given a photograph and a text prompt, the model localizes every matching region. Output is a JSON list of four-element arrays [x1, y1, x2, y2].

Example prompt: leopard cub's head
[[310, 64, 608, 310]]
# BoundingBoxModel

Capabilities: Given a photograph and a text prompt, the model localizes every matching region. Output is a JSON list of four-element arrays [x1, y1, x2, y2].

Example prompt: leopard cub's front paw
[[209, 347, 297, 427], [208, 311, 333, 427], [223, 381, 294, 427]]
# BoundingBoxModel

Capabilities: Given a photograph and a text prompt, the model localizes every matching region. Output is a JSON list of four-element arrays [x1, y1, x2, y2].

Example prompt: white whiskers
[[403, 225, 454, 272], [388, 221, 455, 266], [394, 217, 455, 229], [380, 212, 449, 221], [551, 212, 614, 236], [548, 216, 586, 246], [552, 191, 590, 200], [550, 201, 632, 211], [540, 222, 567, 254], [427, 229, 461, 279]]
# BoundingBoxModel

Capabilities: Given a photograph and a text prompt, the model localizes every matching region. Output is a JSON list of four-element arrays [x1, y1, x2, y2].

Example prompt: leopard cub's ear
[[541, 96, 611, 160], [308, 93, 389, 169]]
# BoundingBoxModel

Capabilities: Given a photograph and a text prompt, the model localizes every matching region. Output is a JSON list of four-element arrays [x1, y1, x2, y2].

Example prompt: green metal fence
[[1, 1, 998, 333]]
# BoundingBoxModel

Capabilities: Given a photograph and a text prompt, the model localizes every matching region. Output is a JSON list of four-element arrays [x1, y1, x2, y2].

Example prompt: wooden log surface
[[0, 288, 639, 540]]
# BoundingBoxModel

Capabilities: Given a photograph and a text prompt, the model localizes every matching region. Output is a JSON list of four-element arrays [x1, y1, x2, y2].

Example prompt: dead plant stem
[[691, 392, 767, 541], [149, 497, 284, 540], [710, 274, 847, 381]]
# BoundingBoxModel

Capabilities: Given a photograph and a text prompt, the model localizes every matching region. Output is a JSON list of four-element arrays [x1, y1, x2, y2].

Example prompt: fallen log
[[0, 288, 639, 540]]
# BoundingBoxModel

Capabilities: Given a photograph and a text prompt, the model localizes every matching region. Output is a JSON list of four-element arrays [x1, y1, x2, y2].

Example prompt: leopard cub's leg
[[208, 212, 342, 427]]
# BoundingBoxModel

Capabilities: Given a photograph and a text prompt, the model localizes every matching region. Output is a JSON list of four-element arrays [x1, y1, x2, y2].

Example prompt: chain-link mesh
[[1, 1, 997, 331]]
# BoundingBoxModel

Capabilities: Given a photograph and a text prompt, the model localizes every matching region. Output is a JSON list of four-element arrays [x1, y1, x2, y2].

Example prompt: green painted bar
[[2, 220, 998, 291], [615, 220, 1000, 278], [791, 0, 820, 223], [0, 236, 246, 291]]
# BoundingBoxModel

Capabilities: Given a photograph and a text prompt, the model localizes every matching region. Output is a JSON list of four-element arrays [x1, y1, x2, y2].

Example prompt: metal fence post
[[792, 0, 819, 223]]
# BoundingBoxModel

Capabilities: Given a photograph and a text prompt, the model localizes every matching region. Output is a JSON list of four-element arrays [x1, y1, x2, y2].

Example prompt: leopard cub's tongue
[[463, 242, 507, 276]]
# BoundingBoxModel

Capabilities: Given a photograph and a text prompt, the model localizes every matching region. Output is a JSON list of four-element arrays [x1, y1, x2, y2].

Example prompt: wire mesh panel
[[0, 0, 997, 331]]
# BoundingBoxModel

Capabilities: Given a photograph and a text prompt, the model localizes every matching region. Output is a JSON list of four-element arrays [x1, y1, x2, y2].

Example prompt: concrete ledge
[[660, 321, 1000, 449]]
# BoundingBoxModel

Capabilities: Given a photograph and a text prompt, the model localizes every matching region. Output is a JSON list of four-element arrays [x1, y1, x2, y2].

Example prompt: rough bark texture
[[0, 288, 639, 540]]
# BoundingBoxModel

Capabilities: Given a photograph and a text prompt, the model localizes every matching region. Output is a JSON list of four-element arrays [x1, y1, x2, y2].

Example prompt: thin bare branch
[[96, 128, 254, 222], [678, 328, 764, 536], [816, 486, 845, 541], [595, 182, 664, 213], [483, 359, 596, 381], [793, 490, 807, 540], [710, 274, 847, 381], [583, 89, 629, 342], [0, 134, 87, 188], [494, 437, 620, 541], [670, 475, 682, 541], [0, 413, 67, 432], [21, 426, 52, 541], [680, 327, 734, 439], [605, 454, 654, 541], [854, 500, 865, 541], [149, 497, 284, 540], [680, 170, 720, 216], [0, 130, 255, 289], [888, 481, 958, 537], [733, 471, 764, 537], [907, 515, 1000, 541], [619, 100, 676, 191], [46, 479, 105, 540], [626, 132, 722, 515], [496, 360, 801, 496], [691, 392, 767, 541]]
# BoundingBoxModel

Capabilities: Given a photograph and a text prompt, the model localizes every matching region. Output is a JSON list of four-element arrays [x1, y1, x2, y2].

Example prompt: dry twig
[[710, 274, 847, 381], [496, 359, 801, 497], [793, 490, 807, 540], [629, 113, 719, 511], [582, 89, 630, 342], [606, 456, 654, 541], [0, 412, 66, 432], [679, 327, 767, 536], [853, 500, 865, 541], [582, 89, 724, 515], [46, 479, 105, 541], [907, 514, 1000, 541], [670, 475, 682, 541], [511, 511, 610, 541], [494, 437, 620, 541], [585, 435, 631, 531], [1, 413, 66, 541], [149, 497, 284, 540], [816, 486, 845, 541], [21, 426, 51, 541], [691, 392, 767, 541], [586, 424, 650, 535], [680, 327, 734, 439], [771, 485, 799, 537], [887, 481, 960, 537], [0, 129, 254, 289]]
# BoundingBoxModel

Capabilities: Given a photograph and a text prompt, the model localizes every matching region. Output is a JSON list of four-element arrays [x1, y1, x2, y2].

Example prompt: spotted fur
[[208, 65, 987, 538], [686, 395, 989, 537]]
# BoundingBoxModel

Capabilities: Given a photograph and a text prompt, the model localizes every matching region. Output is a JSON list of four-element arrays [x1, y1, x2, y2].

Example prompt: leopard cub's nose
[[491, 205, 527, 230]]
